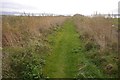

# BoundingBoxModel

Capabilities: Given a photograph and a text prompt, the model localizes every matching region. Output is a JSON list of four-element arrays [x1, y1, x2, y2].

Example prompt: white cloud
[[1, 0, 119, 15]]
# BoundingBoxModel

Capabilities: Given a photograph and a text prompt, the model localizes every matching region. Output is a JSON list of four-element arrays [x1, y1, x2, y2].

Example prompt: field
[[2, 15, 118, 79]]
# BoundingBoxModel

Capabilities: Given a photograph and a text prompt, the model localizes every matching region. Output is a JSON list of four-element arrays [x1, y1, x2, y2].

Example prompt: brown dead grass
[[73, 15, 118, 77], [2, 16, 68, 47], [2, 16, 68, 78], [73, 15, 118, 50]]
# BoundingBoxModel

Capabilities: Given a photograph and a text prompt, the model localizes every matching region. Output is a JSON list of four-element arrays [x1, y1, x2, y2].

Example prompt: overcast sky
[[1, 0, 119, 15]]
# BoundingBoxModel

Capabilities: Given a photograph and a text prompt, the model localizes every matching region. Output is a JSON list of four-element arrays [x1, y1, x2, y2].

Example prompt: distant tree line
[[20, 12, 72, 16]]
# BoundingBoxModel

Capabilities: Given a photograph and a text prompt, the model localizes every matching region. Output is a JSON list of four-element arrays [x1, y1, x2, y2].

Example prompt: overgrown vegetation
[[73, 15, 118, 50], [2, 15, 118, 78], [75, 32, 118, 78], [73, 15, 118, 78], [2, 16, 68, 79], [4, 47, 45, 79]]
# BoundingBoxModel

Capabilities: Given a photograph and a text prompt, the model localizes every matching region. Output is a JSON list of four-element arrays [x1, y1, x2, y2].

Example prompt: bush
[[84, 41, 100, 51], [10, 48, 45, 79]]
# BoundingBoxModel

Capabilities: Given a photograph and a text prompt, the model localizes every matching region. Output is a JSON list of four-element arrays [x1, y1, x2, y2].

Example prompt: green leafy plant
[[10, 48, 45, 79]]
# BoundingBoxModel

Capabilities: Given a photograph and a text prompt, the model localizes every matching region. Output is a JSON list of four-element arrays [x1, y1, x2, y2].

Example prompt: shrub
[[84, 41, 100, 51], [10, 48, 45, 79]]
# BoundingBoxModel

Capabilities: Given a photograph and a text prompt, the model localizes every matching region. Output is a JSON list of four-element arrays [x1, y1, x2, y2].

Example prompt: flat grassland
[[2, 15, 118, 78]]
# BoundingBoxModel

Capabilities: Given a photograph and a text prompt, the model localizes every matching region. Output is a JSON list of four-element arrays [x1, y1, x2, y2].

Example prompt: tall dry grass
[[2, 16, 68, 47], [73, 15, 118, 77], [2, 16, 68, 78], [73, 15, 118, 51]]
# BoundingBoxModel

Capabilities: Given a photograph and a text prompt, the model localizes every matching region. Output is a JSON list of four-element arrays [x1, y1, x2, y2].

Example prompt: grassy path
[[43, 20, 81, 78], [43, 20, 103, 78]]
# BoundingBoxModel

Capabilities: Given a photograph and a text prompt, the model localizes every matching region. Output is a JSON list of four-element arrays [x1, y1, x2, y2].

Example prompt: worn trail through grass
[[43, 20, 81, 78], [43, 20, 103, 78]]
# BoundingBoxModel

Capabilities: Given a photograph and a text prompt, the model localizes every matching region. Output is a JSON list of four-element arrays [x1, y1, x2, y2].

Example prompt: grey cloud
[[2, 2, 37, 10]]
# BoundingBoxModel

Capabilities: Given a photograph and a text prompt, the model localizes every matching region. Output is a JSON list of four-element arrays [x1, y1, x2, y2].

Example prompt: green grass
[[43, 20, 104, 78], [43, 20, 80, 78]]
